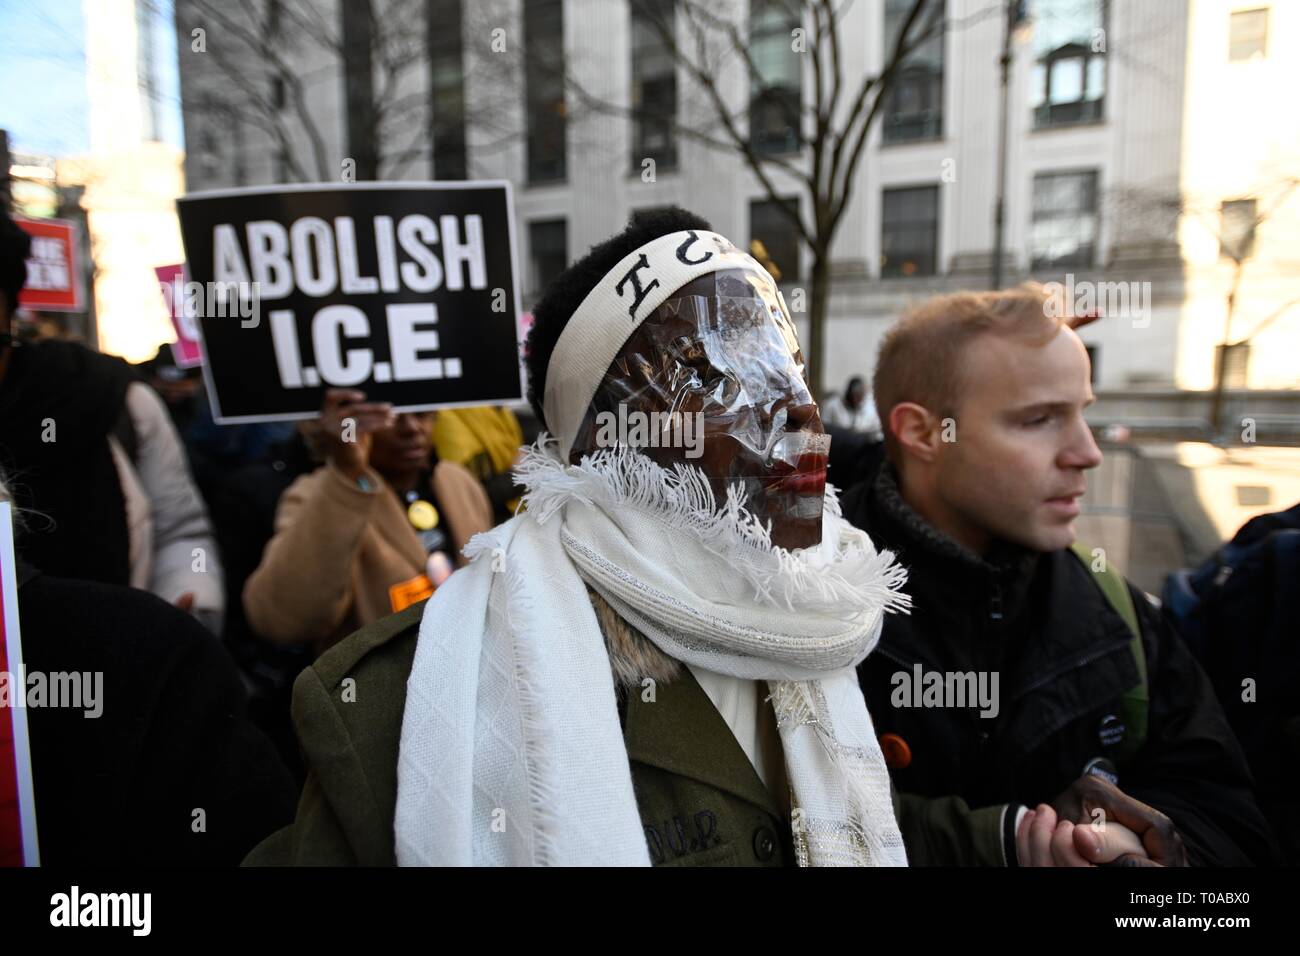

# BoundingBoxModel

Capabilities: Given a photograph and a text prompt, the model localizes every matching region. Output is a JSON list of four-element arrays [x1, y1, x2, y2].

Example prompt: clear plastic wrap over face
[[570, 267, 829, 550]]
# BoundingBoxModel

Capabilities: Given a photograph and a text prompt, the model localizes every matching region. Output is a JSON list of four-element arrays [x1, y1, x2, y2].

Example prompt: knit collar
[[871, 464, 1039, 587]]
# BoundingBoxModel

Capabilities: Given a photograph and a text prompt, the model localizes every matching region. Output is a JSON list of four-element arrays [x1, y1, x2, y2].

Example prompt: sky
[[0, 0, 183, 159]]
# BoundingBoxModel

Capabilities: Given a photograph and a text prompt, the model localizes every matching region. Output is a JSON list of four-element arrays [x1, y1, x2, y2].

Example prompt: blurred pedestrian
[[0, 209, 224, 632], [2, 474, 296, 866], [242, 388, 492, 654], [431, 405, 525, 521], [821, 375, 882, 438]]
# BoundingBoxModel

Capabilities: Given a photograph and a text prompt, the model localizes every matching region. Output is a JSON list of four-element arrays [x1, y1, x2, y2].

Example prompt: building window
[[529, 219, 568, 296], [631, 0, 677, 171], [881, 185, 939, 277], [882, 0, 944, 144], [1031, 170, 1098, 270], [342, 0, 378, 179], [1229, 8, 1269, 61], [749, 0, 802, 155], [1084, 344, 1099, 384], [1220, 198, 1258, 260], [135, 0, 164, 142], [1029, 0, 1105, 128], [749, 197, 801, 282], [429, 0, 467, 179], [525, 0, 566, 183]]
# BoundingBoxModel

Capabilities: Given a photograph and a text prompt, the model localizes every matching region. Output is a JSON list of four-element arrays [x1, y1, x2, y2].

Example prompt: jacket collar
[[623, 665, 782, 819], [867, 464, 1041, 642], [589, 587, 781, 818], [859, 466, 1141, 759], [871, 463, 1038, 578]]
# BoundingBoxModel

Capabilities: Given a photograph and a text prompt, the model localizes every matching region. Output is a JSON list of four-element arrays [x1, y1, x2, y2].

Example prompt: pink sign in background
[[156, 263, 204, 369]]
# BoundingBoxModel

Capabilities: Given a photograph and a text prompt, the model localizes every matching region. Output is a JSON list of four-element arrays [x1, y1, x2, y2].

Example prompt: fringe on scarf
[[496, 436, 911, 617], [770, 679, 904, 866], [496, 555, 563, 865]]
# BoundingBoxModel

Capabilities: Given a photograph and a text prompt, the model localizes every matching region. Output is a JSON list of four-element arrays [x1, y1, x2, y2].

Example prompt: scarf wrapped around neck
[[394, 438, 911, 866]]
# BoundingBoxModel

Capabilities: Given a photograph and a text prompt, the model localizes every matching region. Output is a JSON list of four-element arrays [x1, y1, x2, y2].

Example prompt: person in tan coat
[[243, 389, 492, 655]]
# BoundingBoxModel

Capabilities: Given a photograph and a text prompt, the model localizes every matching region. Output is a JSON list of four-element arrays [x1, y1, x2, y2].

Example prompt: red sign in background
[[14, 215, 82, 312]]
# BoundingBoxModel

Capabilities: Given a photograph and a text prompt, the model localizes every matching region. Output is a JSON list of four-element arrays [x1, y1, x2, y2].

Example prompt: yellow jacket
[[431, 406, 523, 479]]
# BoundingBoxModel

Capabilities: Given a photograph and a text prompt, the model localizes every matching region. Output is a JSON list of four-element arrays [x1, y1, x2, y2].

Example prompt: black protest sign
[[177, 182, 524, 422]]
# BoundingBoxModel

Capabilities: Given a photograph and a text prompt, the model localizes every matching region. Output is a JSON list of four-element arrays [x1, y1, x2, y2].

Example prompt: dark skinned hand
[[1051, 773, 1188, 867]]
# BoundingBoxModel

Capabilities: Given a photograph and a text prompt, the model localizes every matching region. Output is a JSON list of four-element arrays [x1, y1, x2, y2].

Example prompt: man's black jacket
[[16, 563, 298, 865], [844, 464, 1274, 866]]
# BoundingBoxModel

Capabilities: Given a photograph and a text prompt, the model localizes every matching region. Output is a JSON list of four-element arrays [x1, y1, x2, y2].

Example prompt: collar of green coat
[[588, 584, 784, 821], [622, 665, 782, 820]]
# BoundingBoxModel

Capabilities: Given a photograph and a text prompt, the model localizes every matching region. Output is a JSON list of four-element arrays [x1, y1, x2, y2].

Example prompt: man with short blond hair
[[843, 285, 1273, 867], [872, 285, 1060, 463]]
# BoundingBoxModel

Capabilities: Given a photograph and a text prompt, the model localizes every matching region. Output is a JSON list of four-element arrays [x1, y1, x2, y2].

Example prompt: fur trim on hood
[[587, 585, 681, 690]]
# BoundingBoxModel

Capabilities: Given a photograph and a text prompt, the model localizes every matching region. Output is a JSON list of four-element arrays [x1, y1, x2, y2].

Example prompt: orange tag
[[389, 573, 434, 613]]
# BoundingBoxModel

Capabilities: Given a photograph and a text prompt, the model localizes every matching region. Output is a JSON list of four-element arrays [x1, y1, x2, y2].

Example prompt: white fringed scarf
[[395, 438, 911, 866]]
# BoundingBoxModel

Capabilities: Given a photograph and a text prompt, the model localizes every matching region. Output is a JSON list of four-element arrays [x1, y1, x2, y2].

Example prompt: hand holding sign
[[318, 388, 396, 480]]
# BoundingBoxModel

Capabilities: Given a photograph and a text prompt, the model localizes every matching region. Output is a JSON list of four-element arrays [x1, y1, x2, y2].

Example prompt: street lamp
[[992, 0, 1031, 290]]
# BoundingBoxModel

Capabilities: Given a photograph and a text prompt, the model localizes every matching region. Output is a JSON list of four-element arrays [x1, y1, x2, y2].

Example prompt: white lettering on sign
[[373, 215, 401, 292], [245, 220, 294, 297], [290, 217, 338, 297], [267, 303, 463, 389], [440, 214, 487, 291], [211, 214, 489, 299], [389, 303, 448, 380], [336, 216, 380, 293], [213, 223, 251, 285], [398, 215, 442, 292], [311, 304, 372, 386], [25, 236, 72, 290]]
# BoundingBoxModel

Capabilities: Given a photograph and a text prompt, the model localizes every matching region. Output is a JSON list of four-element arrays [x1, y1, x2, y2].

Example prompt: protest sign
[[14, 215, 81, 313], [177, 182, 524, 423], [156, 263, 203, 368], [0, 502, 40, 867]]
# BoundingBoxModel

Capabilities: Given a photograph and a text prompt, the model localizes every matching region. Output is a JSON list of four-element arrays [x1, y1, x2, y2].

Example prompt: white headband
[[542, 229, 765, 459]]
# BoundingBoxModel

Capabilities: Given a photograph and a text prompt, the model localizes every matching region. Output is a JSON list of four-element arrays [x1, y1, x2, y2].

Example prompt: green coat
[[245, 600, 794, 867]]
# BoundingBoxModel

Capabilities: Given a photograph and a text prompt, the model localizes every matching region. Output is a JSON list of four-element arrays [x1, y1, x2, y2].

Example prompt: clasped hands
[[1016, 774, 1188, 867]]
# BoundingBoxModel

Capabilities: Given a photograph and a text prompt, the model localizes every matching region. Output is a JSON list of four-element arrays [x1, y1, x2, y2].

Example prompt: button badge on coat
[[879, 732, 912, 769], [407, 499, 439, 530], [1098, 713, 1125, 749], [1083, 756, 1120, 786]]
